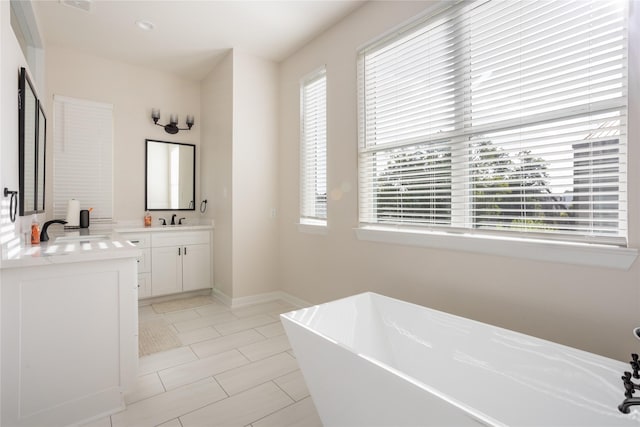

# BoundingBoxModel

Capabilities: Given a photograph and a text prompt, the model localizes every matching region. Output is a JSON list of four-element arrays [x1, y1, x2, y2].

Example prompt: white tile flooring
[[84, 298, 322, 427]]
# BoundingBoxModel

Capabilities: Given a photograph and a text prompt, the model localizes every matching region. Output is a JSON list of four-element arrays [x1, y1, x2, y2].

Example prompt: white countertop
[[0, 228, 141, 269], [0, 221, 214, 269]]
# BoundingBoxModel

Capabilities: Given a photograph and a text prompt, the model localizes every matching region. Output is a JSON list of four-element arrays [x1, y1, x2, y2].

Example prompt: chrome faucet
[[40, 219, 67, 242], [171, 214, 177, 225]]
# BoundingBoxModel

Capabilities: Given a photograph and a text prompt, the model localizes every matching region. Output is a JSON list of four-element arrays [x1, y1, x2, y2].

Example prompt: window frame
[[355, 0, 636, 268], [299, 66, 328, 231]]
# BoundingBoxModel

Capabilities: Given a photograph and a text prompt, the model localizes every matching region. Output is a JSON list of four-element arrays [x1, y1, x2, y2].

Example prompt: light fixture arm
[[151, 109, 194, 134]]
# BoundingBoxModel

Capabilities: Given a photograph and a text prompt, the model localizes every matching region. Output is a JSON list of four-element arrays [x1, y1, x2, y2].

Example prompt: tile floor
[[83, 297, 322, 427]]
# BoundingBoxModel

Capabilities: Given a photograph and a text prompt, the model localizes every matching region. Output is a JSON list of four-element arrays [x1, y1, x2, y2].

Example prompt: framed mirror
[[18, 67, 39, 216], [145, 139, 195, 210]]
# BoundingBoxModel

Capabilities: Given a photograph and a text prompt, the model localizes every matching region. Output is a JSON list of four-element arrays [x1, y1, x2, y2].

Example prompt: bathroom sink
[[55, 234, 109, 243]]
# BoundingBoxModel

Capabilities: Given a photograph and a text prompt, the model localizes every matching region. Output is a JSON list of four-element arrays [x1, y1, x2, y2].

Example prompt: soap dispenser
[[144, 211, 152, 227], [30, 215, 40, 245]]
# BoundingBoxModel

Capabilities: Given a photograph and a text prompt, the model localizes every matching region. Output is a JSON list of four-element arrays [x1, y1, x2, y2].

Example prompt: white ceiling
[[32, 0, 365, 81]]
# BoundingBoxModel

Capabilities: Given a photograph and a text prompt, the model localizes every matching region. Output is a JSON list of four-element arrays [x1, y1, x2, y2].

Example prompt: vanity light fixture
[[151, 109, 194, 134]]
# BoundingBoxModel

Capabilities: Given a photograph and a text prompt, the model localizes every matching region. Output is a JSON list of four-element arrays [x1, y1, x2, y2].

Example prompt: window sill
[[298, 220, 328, 235], [354, 226, 638, 270]]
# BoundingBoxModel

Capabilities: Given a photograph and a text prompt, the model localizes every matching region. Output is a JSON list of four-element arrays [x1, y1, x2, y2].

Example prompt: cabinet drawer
[[122, 233, 151, 248], [152, 231, 210, 247]]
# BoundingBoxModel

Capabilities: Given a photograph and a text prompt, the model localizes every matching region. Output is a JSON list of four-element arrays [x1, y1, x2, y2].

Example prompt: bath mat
[[151, 295, 216, 313], [138, 318, 182, 356]]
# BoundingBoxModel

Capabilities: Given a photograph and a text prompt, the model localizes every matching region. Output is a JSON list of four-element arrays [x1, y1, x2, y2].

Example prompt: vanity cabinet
[[151, 231, 211, 296], [119, 227, 213, 299], [1, 257, 138, 426]]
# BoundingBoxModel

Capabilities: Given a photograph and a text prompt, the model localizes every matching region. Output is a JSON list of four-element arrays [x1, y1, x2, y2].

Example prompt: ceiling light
[[135, 20, 155, 31]]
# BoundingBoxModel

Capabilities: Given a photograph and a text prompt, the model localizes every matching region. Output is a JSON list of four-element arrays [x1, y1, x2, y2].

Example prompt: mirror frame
[[18, 67, 44, 216], [36, 102, 46, 212], [145, 139, 196, 211]]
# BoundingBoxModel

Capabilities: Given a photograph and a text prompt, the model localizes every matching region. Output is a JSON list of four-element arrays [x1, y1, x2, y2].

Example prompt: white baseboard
[[212, 288, 232, 306], [212, 288, 312, 309], [276, 291, 313, 309], [138, 289, 213, 307]]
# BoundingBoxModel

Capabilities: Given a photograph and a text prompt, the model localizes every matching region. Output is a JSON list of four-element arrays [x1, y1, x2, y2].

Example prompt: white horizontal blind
[[358, 0, 628, 246], [53, 95, 113, 221], [300, 67, 327, 223]]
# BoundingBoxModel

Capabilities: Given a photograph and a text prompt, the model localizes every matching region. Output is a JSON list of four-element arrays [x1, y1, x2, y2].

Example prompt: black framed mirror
[[18, 66, 42, 216], [145, 139, 195, 211]]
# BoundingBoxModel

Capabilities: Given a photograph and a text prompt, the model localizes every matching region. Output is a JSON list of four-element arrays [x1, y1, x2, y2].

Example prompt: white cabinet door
[[135, 229, 213, 297], [1, 258, 138, 426], [151, 246, 182, 296], [182, 244, 211, 292]]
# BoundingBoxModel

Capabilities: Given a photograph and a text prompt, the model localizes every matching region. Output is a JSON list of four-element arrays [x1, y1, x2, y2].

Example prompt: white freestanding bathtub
[[281, 292, 639, 426]]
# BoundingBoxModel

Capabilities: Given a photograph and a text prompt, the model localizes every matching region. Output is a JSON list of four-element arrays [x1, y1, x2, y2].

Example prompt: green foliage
[[376, 144, 451, 224], [376, 139, 573, 230]]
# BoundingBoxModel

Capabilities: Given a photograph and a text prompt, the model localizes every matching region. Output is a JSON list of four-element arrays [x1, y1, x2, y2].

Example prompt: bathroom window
[[300, 67, 327, 227], [358, 0, 629, 247], [53, 95, 113, 221]]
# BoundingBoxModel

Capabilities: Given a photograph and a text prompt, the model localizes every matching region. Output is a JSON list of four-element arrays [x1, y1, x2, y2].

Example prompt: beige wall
[[1, 0, 20, 238], [201, 50, 279, 301], [0, 1, 34, 244], [201, 51, 234, 298], [42, 43, 280, 302], [232, 50, 279, 299], [278, 0, 640, 361], [44, 46, 202, 223]]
